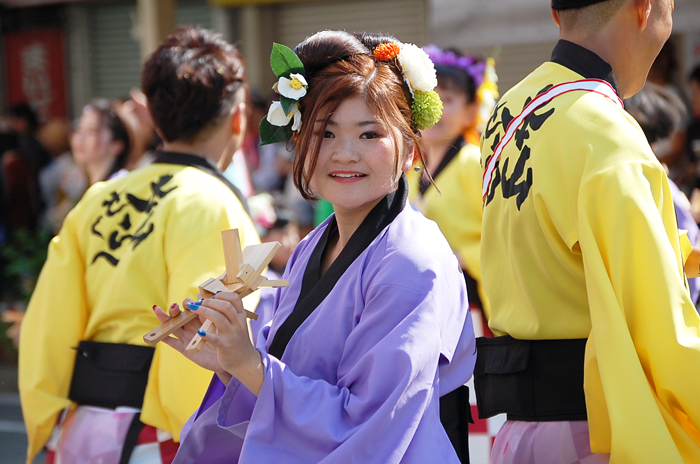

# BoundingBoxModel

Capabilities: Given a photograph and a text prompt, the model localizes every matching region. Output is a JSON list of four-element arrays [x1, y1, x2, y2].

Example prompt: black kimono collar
[[268, 174, 409, 359], [153, 150, 248, 213], [550, 39, 619, 95], [418, 136, 466, 196]]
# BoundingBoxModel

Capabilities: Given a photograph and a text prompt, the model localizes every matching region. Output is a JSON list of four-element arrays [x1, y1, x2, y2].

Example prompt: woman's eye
[[324, 131, 334, 138], [360, 131, 379, 139]]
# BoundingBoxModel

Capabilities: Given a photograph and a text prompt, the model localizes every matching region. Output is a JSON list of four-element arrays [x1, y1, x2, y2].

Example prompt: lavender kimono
[[174, 177, 476, 463]]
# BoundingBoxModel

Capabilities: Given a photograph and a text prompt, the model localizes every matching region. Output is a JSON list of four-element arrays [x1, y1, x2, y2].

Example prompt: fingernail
[[188, 304, 199, 310], [152, 305, 157, 311], [197, 329, 206, 336], [170, 303, 177, 310]]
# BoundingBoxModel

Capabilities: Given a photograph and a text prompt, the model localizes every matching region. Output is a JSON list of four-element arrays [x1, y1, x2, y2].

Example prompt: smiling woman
[[163, 30, 477, 464]]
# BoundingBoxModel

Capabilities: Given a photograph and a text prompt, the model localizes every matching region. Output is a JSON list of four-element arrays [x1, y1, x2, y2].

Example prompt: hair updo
[[142, 26, 248, 144], [291, 30, 427, 201], [435, 60, 478, 104]]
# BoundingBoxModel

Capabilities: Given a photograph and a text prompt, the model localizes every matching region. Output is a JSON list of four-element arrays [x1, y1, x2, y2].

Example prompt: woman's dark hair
[[291, 30, 427, 201], [435, 58, 478, 104], [83, 98, 131, 180], [141, 26, 247, 144], [624, 83, 687, 144]]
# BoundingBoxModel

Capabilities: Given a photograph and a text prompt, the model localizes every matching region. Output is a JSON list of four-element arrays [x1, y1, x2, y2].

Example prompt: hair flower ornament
[[373, 42, 400, 61], [278, 73, 308, 100], [374, 42, 442, 131], [260, 43, 307, 145], [267, 101, 302, 131], [396, 43, 438, 96]]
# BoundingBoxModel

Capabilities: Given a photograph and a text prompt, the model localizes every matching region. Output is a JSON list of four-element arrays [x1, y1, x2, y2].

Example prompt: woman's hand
[[153, 299, 227, 380], [192, 292, 265, 396]]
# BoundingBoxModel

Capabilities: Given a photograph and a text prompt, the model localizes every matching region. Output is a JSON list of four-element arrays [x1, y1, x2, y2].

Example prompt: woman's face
[[308, 96, 412, 221], [422, 84, 475, 145], [71, 109, 120, 168]]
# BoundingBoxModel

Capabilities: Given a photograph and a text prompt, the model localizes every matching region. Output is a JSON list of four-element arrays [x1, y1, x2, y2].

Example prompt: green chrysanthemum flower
[[411, 90, 443, 130]]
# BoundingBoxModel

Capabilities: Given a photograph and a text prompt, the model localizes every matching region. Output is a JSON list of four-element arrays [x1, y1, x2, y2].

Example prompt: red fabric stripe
[[136, 424, 158, 445], [471, 405, 489, 433], [159, 439, 180, 464]]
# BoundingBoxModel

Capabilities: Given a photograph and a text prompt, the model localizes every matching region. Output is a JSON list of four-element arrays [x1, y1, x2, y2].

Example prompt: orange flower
[[373, 43, 400, 61]]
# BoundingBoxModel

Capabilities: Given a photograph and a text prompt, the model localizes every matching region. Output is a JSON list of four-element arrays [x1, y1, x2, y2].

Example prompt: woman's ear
[[401, 145, 416, 173]]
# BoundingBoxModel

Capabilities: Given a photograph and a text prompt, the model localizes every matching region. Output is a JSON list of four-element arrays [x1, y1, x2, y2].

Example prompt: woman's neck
[[86, 159, 115, 185], [321, 198, 381, 274], [162, 140, 224, 168], [425, 139, 454, 173]]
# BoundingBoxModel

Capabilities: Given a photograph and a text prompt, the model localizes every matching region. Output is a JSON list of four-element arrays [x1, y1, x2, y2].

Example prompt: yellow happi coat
[[408, 142, 489, 318], [480, 59, 700, 462], [19, 157, 259, 462]]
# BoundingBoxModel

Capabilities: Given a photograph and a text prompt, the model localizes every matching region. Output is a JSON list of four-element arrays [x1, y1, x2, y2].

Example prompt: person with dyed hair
[[71, 98, 131, 185], [19, 26, 259, 464], [155, 30, 476, 463], [476, 0, 700, 462]]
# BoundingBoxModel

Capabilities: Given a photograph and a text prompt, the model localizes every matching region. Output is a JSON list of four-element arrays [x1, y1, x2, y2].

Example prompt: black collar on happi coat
[[550, 39, 619, 95], [153, 150, 248, 213], [268, 174, 409, 359], [418, 136, 466, 197]]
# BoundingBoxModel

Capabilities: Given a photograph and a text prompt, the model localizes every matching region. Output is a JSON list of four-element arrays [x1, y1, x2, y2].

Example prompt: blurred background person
[[647, 40, 694, 195], [625, 83, 700, 306], [688, 65, 700, 194], [71, 98, 131, 186], [37, 118, 88, 234], [409, 45, 498, 329], [0, 103, 50, 236], [249, 92, 286, 194], [6, 103, 51, 176]]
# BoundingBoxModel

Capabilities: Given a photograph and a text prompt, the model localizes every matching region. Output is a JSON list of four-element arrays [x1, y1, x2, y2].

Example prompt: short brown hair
[[141, 26, 247, 144], [291, 30, 426, 201]]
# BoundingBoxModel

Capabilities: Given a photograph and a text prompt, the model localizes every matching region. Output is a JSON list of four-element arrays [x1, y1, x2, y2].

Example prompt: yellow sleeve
[[579, 161, 700, 462], [140, 190, 260, 441], [451, 145, 485, 287], [428, 145, 488, 316], [19, 208, 88, 461]]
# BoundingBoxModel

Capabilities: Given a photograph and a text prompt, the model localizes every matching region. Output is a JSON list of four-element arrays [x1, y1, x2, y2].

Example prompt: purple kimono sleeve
[[173, 375, 257, 464], [219, 282, 465, 463]]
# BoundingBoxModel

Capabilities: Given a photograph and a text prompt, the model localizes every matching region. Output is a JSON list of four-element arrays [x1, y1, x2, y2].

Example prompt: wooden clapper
[[143, 229, 289, 352]]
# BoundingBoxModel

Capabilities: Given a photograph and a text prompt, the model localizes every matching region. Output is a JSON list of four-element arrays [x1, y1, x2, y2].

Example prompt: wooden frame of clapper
[[143, 229, 289, 352]]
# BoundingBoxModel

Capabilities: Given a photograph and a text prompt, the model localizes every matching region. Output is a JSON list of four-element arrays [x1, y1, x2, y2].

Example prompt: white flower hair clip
[[260, 43, 307, 146]]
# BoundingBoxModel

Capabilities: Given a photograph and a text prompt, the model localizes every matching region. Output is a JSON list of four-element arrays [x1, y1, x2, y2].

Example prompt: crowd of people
[[5, 0, 700, 463]]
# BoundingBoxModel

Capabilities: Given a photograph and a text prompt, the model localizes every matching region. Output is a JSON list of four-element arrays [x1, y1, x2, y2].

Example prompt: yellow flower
[[277, 73, 308, 100]]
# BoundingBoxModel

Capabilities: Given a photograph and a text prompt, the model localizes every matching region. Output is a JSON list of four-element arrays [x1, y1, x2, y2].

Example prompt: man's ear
[[637, 0, 652, 29], [551, 8, 562, 28], [230, 101, 247, 136]]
